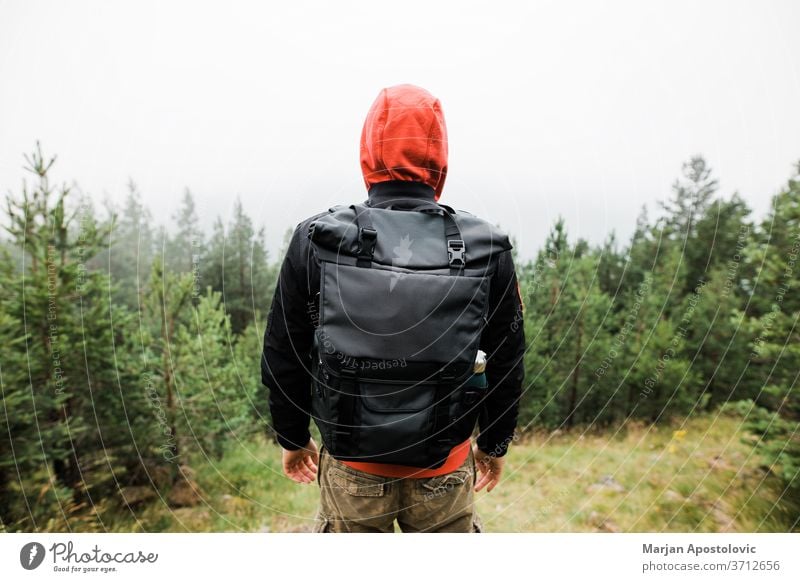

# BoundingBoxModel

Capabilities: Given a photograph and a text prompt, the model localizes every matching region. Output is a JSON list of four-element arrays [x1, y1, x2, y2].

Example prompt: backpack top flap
[[309, 203, 511, 383], [308, 204, 512, 269]]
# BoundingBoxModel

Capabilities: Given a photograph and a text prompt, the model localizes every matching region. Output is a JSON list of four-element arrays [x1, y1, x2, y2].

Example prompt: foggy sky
[[1, 0, 799, 261]]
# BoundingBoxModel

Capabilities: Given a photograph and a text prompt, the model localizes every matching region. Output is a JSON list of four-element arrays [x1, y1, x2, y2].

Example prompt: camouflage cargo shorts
[[313, 445, 483, 533]]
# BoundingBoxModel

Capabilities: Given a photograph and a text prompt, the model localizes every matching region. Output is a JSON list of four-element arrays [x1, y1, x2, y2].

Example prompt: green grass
[[104, 412, 795, 532]]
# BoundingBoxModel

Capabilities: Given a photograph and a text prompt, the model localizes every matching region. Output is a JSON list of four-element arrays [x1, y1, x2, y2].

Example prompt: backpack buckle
[[447, 240, 465, 268], [357, 227, 377, 260]]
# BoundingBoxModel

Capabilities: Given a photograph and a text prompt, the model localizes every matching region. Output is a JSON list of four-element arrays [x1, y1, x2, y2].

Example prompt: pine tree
[[107, 181, 155, 309], [142, 257, 194, 464], [166, 188, 203, 276], [659, 155, 718, 240], [173, 290, 258, 458], [201, 198, 277, 334]]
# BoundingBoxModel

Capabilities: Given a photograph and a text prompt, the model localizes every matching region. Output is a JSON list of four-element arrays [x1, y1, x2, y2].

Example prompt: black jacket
[[261, 180, 525, 457]]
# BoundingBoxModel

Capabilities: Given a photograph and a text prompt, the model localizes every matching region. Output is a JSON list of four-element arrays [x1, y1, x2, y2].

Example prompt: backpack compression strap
[[349, 202, 466, 274], [349, 204, 377, 268]]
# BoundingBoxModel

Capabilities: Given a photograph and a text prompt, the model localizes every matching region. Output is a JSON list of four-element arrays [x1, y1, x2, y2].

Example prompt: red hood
[[360, 84, 448, 201]]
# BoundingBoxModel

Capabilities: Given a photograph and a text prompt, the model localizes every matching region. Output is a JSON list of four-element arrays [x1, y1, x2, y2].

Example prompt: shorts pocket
[[420, 468, 471, 496], [328, 465, 387, 497]]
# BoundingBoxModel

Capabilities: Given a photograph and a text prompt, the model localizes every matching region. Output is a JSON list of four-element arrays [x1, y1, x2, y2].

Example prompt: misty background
[[2, 0, 800, 260], [2, 0, 800, 534]]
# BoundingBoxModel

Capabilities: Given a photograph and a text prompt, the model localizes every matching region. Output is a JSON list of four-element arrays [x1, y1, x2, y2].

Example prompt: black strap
[[428, 369, 457, 456], [443, 211, 465, 274], [350, 204, 377, 268], [412, 203, 466, 274], [334, 366, 359, 441]]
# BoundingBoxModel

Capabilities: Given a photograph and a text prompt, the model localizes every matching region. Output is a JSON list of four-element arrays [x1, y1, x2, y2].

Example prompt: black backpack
[[307, 200, 511, 468]]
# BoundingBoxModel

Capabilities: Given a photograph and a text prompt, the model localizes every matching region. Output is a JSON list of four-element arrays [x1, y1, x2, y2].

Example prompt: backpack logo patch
[[389, 234, 414, 292]]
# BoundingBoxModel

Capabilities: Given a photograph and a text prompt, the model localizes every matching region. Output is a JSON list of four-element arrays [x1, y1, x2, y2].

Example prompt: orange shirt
[[340, 439, 471, 479]]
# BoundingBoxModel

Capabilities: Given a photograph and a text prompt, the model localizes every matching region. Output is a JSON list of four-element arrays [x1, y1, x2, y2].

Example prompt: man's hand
[[282, 438, 319, 484], [473, 444, 505, 493]]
